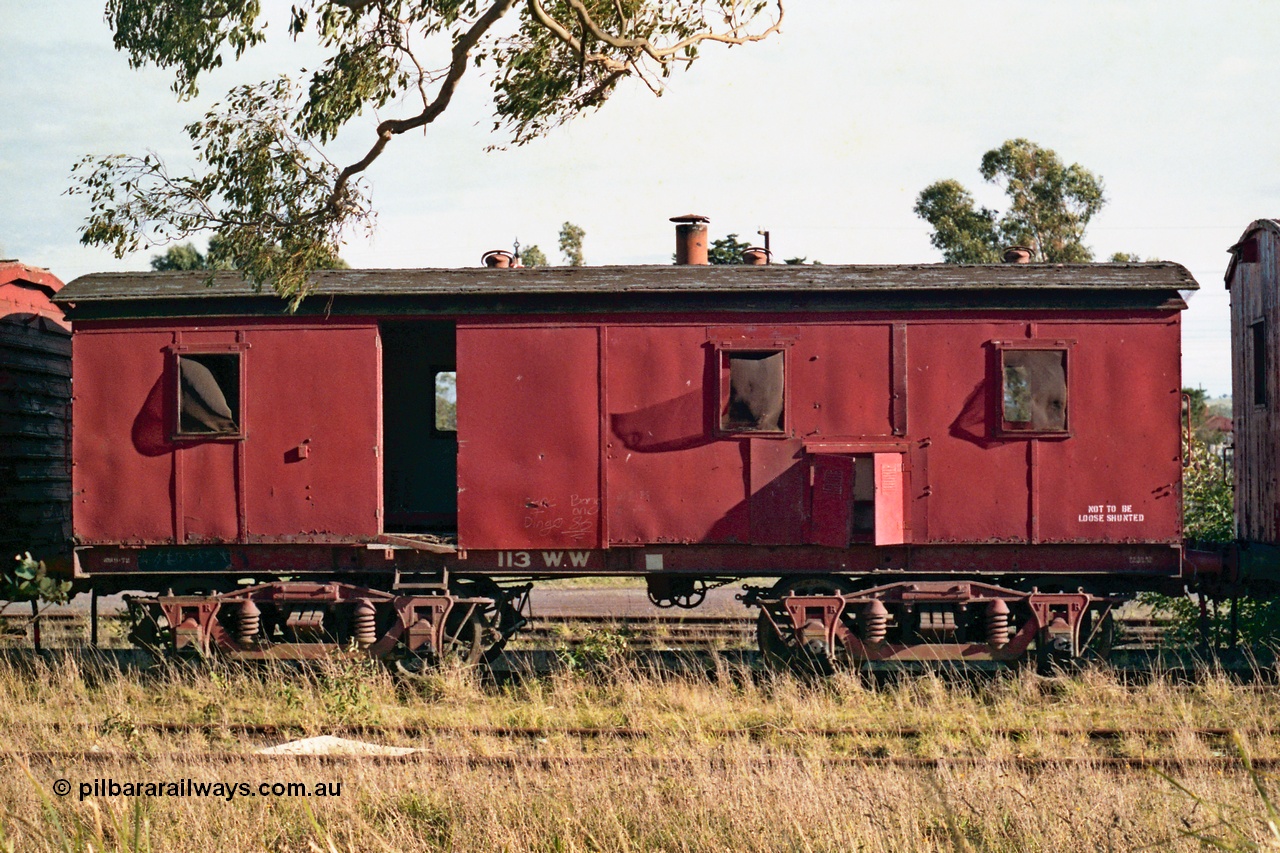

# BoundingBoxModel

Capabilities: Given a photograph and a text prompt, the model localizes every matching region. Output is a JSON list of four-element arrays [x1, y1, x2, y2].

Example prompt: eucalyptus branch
[[529, 0, 783, 67], [525, 0, 629, 72], [83, 0, 782, 304], [324, 0, 520, 213]]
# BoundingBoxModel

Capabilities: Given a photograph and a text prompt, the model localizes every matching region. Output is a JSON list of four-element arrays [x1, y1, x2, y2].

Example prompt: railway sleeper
[[746, 580, 1116, 669], [125, 580, 527, 667]]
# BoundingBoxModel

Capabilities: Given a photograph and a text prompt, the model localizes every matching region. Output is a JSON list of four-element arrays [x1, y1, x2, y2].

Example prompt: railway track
[[3, 751, 1277, 770], [28, 721, 1277, 741], [9, 720, 1270, 769]]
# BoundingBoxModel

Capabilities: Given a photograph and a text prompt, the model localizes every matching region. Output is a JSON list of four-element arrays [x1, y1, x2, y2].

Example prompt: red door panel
[[456, 324, 601, 550], [874, 452, 906, 546], [808, 454, 853, 547]]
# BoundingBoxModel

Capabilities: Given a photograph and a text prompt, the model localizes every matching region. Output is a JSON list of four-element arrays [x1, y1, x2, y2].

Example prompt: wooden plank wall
[[1231, 225, 1279, 543], [0, 316, 71, 560]]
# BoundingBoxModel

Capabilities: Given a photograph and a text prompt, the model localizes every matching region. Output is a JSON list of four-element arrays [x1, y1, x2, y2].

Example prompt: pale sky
[[4, 1, 1276, 395]]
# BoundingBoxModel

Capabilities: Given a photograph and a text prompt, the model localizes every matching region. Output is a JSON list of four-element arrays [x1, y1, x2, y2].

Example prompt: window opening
[[1253, 321, 1267, 407], [176, 353, 240, 437], [1240, 237, 1260, 264], [852, 455, 875, 534], [1001, 349, 1067, 432], [434, 370, 457, 433], [722, 350, 784, 432]]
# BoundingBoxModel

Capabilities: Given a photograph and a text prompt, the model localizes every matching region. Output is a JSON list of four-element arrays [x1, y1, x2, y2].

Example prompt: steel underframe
[[130, 581, 489, 661], [75, 541, 1194, 580], [748, 580, 1114, 663]]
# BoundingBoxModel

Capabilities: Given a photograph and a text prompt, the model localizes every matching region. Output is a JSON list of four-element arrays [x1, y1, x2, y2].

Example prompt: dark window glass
[[1001, 349, 1067, 431], [177, 353, 240, 436], [723, 350, 784, 432], [434, 370, 457, 432]]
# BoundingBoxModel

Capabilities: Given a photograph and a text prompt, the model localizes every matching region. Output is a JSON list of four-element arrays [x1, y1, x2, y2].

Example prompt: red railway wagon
[[56, 226, 1209, 667]]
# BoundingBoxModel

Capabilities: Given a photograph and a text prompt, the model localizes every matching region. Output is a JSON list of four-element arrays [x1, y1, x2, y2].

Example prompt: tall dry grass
[[0, 655, 1277, 850]]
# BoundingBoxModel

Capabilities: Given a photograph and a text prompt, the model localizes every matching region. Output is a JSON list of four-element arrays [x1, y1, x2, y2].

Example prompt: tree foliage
[[152, 242, 219, 271], [914, 139, 1106, 264], [434, 370, 457, 431], [707, 233, 752, 265], [1, 553, 71, 605], [151, 234, 236, 271], [1183, 439, 1234, 545], [558, 221, 585, 266], [519, 243, 548, 267], [72, 1, 782, 305], [151, 235, 348, 272]]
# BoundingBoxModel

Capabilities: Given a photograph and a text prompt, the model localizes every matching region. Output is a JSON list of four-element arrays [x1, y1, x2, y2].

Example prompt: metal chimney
[[741, 247, 770, 265], [1002, 246, 1033, 264], [481, 250, 515, 268], [670, 214, 710, 265]]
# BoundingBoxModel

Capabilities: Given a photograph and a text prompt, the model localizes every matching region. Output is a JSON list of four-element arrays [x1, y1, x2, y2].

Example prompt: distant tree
[[708, 233, 753, 265], [1183, 387, 1209, 428], [559, 222, 585, 266], [913, 181, 1002, 264], [783, 256, 807, 265], [151, 242, 213, 271], [151, 235, 345, 271], [915, 139, 1106, 263], [1109, 251, 1161, 263], [520, 244, 548, 267], [435, 371, 456, 432], [71, 2, 781, 306]]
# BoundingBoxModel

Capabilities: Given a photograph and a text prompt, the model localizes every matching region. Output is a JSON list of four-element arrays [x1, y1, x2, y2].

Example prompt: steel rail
[[27, 721, 1274, 741], [2, 751, 1276, 770]]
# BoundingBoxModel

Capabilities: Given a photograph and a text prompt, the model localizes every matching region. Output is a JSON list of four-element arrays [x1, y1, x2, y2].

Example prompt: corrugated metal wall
[[0, 264, 71, 561]]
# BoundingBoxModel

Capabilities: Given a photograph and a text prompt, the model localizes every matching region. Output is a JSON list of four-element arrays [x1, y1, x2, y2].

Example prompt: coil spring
[[353, 600, 377, 647], [986, 601, 1011, 648], [237, 600, 260, 644], [862, 600, 889, 645]]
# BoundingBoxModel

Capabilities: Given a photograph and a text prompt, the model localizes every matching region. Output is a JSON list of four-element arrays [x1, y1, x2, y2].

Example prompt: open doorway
[[381, 321, 457, 532]]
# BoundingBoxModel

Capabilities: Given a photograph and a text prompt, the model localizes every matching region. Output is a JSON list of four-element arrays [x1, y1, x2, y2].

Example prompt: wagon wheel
[[453, 577, 524, 664], [394, 604, 486, 676], [1076, 606, 1116, 665], [125, 598, 171, 654], [756, 576, 856, 671], [1034, 605, 1115, 674], [393, 578, 517, 675]]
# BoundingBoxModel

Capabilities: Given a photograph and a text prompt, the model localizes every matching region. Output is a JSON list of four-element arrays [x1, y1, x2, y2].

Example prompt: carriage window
[[176, 353, 241, 437], [721, 350, 785, 433], [434, 370, 457, 433], [1001, 349, 1067, 433]]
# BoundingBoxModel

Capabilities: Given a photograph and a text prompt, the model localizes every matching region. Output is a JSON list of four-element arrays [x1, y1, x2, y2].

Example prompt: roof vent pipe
[[670, 214, 710, 265], [481, 250, 515, 268], [741, 247, 771, 265], [1002, 246, 1033, 264]]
